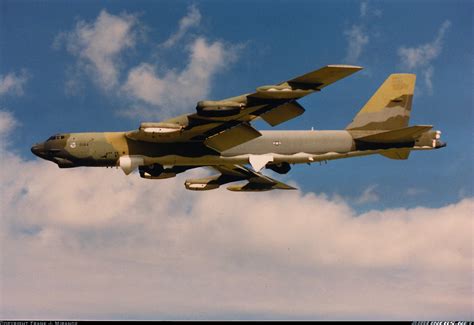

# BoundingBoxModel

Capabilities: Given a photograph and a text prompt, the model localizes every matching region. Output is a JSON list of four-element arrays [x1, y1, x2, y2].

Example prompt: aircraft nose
[[31, 143, 44, 157]]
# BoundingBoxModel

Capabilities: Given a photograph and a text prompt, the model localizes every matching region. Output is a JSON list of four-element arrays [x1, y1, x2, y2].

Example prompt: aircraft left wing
[[184, 165, 296, 192], [126, 65, 362, 151]]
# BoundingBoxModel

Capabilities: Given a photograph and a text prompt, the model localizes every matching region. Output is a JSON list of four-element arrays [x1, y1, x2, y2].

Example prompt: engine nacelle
[[185, 181, 220, 191], [139, 164, 177, 179], [266, 162, 291, 174], [196, 100, 244, 117], [139, 122, 183, 134], [254, 84, 314, 99]]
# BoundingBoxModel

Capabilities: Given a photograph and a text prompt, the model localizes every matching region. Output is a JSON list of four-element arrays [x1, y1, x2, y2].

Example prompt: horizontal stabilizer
[[354, 125, 433, 143], [380, 149, 411, 160]]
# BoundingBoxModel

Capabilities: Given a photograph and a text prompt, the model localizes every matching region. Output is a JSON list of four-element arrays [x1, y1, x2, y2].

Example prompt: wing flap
[[260, 101, 306, 126], [204, 123, 262, 152]]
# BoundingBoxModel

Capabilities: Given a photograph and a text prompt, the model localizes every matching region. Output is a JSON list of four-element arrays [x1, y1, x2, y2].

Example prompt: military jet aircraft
[[31, 65, 445, 191]]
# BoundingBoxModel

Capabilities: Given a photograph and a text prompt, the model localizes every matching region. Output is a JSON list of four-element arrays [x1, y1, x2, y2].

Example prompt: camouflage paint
[[31, 68, 445, 191]]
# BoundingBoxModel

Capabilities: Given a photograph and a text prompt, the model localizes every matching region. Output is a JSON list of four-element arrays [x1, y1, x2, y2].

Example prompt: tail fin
[[346, 74, 416, 130]]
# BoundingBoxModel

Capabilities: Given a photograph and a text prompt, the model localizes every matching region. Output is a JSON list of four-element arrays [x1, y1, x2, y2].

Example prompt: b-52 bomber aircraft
[[31, 65, 445, 191]]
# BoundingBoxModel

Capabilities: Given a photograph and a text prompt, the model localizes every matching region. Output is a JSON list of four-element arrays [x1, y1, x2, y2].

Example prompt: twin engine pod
[[196, 100, 244, 117], [139, 164, 178, 179], [118, 156, 191, 179], [139, 122, 183, 135]]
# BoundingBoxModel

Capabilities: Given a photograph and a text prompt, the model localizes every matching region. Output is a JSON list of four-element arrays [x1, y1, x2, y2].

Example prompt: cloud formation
[[123, 37, 238, 117], [0, 70, 29, 97], [55, 6, 240, 117], [359, 1, 382, 19], [55, 10, 139, 91], [398, 20, 451, 93], [355, 184, 379, 204], [161, 4, 202, 48], [344, 25, 369, 64], [343, 2, 381, 64], [1, 110, 472, 319]]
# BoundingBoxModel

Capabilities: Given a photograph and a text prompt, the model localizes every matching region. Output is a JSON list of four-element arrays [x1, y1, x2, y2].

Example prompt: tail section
[[351, 125, 445, 160], [353, 125, 433, 143], [346, 74, 416, 130], [380, 149, 411, 160]]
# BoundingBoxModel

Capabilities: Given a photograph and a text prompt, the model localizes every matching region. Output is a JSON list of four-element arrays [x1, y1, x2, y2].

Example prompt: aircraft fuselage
[[31, 129, 441, 171]]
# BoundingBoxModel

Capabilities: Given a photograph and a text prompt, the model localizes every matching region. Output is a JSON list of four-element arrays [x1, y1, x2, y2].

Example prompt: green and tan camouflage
[[31, 65, 445, 191]]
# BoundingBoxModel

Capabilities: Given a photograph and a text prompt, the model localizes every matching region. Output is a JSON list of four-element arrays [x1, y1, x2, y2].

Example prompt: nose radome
[[31, 143, 43, 157]]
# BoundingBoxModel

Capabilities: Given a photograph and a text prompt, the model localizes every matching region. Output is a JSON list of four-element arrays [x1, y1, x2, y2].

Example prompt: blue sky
[[1, 0, 472, 209], [1, 0, 473, 320]]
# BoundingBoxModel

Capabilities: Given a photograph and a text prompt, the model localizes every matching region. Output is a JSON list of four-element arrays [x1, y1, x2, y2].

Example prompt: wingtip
[[327, 64, 364, 70]]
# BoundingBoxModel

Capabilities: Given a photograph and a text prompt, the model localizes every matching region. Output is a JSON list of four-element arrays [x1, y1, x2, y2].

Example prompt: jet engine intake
[[185, 181, 220, 191]]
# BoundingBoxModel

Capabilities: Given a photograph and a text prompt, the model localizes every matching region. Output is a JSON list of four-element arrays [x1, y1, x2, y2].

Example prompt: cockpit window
[[47, 135, 64, 141]]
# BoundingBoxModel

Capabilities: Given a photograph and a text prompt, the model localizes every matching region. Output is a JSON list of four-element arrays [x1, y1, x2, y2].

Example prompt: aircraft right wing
[[184, 165, 296, 192], [126, 65, 362, 152]]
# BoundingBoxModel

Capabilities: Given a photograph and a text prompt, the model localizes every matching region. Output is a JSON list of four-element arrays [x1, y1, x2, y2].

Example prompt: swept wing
[[126, 65, 362, 151], [185, 165, 296, 192]]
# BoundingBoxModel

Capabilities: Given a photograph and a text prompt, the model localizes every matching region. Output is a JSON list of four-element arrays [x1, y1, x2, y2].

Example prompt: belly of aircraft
[[222, 130, 354, 156], [139, 130, 355, 166]]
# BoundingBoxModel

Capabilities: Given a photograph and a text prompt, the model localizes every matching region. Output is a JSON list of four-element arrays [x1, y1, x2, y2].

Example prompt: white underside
[[117, 145, 436, 175]]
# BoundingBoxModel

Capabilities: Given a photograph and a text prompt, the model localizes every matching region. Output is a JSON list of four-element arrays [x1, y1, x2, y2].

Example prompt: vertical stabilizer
[[346, 74, 416, 130]]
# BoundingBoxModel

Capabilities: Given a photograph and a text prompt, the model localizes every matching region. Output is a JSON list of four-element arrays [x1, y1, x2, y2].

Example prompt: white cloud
[[161, 4, 201, 48], [55, 7, 241, 117], [344, 25, 369, 64], [0, 70, 29, 97], [355, 184, 379, 204], [1, 110, 472, 319], [123, 37, 239, 117], [360, 1, 382, 19], [0, 110, 17, 135], [398, 20, 451, 93], [0, 111, 18, 152], [55, 10, 138, 91], [360, 2, 368, 18], [423, 66, 435, 93], [343, 2, 382, 64]]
